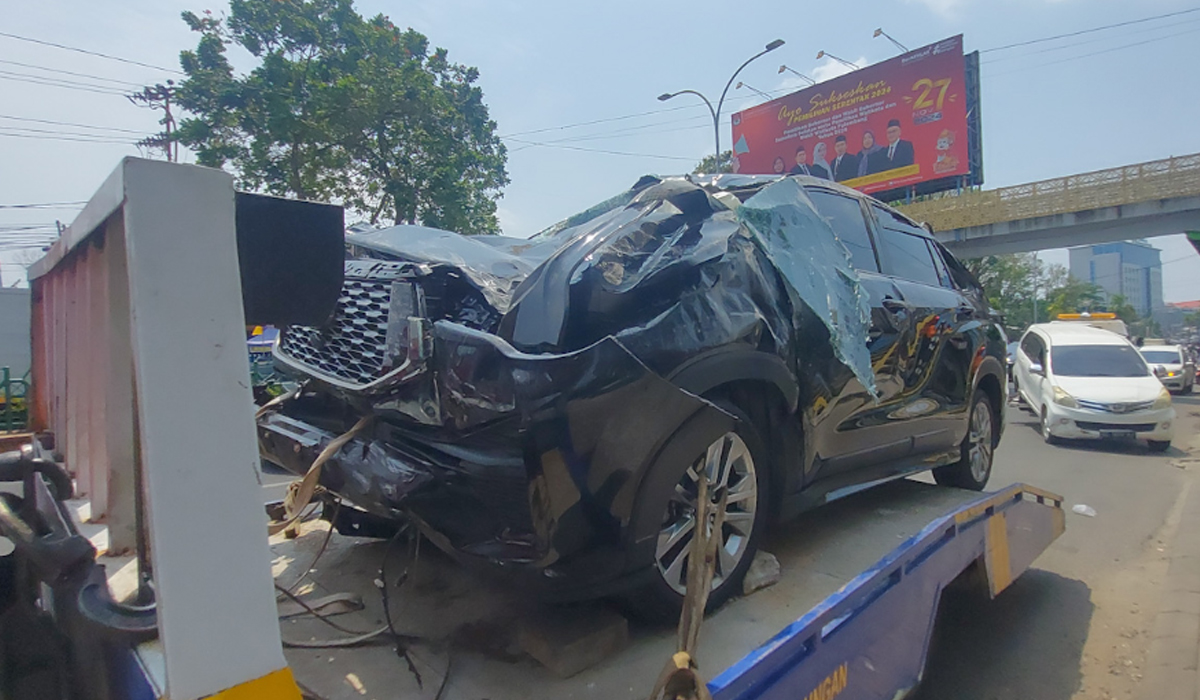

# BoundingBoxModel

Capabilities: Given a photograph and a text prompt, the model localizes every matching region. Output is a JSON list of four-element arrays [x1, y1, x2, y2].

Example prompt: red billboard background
[[730, 35, 969, 194]]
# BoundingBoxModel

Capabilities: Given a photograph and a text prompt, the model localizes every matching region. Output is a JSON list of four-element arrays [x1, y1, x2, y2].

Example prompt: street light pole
[[658, 39, 784, 173], [778, 64, 816, 85], [815, 50, 860, 70], [735, 81, 772, 99]]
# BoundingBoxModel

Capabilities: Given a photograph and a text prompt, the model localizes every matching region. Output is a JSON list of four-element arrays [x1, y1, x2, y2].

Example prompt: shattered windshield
[[737, 178, 877, 396]]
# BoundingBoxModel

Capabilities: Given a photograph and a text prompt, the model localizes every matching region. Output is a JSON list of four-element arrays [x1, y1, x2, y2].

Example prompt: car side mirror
[[1154, 364, 1166, 377], [1029, 362, 1044, 376]]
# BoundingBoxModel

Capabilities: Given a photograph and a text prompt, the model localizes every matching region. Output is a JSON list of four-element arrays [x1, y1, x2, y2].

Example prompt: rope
[[267, 415, 373, 536], [648, 470, 727, 700]]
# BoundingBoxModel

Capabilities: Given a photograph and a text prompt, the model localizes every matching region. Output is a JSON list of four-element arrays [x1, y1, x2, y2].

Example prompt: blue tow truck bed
[[264, 478, 1063, 700]]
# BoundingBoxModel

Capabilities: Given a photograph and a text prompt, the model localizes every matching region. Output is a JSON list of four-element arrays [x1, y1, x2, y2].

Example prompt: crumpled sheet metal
[[347, 224, 557, 314], [737, 178, 878, 396]]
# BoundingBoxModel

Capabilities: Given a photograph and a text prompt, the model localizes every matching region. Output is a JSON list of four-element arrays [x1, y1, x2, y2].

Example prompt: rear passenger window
[[927, 241, 954, 289], [806, 190, 879, 272], [876, 228, 942, 286]]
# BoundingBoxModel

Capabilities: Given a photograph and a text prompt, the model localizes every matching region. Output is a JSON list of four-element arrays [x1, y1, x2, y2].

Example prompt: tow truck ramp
[[266, 479, 1063, 700], [710, 482, 1064, 700]]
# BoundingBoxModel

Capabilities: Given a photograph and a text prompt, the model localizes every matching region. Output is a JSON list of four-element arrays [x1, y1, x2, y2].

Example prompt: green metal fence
[[0, 367, 29, 433]]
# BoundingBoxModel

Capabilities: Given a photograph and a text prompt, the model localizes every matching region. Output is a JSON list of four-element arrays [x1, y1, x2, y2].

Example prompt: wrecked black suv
[[258, 174, 1006, 616]]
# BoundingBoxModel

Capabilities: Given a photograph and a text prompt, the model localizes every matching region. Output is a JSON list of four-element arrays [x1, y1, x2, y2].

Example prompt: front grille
[[1076, 399, 1155, 413], [1075, 421, 1157, 433], [279, 279, 393, 386]]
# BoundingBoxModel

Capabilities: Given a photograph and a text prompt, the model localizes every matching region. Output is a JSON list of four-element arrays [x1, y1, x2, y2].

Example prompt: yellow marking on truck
[[207, 667, 302, 700], [804, 663, 848, 700], [985, 513, 1013, 595]]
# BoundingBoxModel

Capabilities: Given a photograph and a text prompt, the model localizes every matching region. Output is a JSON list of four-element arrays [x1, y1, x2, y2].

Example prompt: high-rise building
[[1069, 241, 1164, 316]]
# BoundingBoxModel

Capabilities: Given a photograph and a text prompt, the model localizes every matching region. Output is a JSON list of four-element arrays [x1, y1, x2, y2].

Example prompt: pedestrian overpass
[[895, 153, 1200, 257]]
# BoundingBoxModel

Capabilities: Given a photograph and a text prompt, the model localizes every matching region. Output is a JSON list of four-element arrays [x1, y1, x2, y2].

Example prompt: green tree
[[693, 150, 733, 175], [172, 0, 509, 233], [1106, 294, 1138, 323], [964, 253, 1102, 331]]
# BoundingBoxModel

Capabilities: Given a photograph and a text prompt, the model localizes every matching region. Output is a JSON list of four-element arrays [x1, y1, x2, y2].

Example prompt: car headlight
[[1154, 387, 1172, 409], [1167, 370, 1177, 377], [1052, 385, 1078, 408]]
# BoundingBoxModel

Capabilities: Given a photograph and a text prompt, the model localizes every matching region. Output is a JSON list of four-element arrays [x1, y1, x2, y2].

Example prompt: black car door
[[867, 205, 968, 456], [801, 190, 918, 479]]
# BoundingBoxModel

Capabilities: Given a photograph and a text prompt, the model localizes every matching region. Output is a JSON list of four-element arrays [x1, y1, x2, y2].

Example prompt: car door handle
[[956, 305, 975, 318], [881, 298, 909, 313]]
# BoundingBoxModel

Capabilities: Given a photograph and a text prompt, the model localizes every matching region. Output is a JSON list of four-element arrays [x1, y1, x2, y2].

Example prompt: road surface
[[913, 392, 1200, 700]]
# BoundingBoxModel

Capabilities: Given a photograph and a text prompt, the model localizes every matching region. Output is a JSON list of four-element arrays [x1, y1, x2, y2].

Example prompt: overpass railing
[[896, 152, 1200, 231]]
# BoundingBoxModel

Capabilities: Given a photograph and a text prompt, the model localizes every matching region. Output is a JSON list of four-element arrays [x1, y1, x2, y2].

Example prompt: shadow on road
[[912, 569, 1092, 700]]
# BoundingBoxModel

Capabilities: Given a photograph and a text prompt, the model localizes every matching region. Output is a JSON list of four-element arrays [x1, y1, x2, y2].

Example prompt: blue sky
[[4, 0, 1200, 298]]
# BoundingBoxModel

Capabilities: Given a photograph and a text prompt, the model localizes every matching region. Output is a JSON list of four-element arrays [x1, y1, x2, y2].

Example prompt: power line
[[981, 7, 1200, 53], [0, 59, 145, 88], [0, 114, 145, 135], [982, 16, 1200, 65], [0, 31, 182, 75], [0, 202, 85, 209], [987, 26, 1200, 78], [0, 124, 144, 140], [0, 71, 128, 96], [0, 130, 133, 145], [504, 137, 697, 161]]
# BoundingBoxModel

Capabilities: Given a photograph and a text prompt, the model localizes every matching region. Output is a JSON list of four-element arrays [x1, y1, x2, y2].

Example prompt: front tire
[[627, 402, 770, 623], [1040, 406, 1062, 445], [933, 392, 995, 491]]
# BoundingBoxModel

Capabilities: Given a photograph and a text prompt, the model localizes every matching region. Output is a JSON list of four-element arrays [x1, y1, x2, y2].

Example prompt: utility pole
[[127, 80, 178, 162]]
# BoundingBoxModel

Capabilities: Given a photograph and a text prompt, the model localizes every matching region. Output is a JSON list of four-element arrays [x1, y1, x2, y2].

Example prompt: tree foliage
[[173, 0, 509, 233], [693, 150, 733, 175], [964, 253, 1103, 332]]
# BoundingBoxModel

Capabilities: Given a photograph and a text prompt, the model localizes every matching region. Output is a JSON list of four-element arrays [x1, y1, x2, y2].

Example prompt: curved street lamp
[[658, 39, 785, 173]]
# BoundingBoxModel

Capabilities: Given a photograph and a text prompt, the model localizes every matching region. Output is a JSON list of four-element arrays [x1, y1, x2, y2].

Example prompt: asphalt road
[[913, 391, 1200, 700]]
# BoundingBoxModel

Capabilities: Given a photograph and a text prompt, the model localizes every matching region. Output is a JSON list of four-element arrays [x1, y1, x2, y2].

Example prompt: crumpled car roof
[[348, 174, 877, 396]]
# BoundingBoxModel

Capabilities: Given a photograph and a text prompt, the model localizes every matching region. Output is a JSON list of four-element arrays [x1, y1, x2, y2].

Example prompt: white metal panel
[[103, 215, 138, 554], [118, 159, 285, 699]]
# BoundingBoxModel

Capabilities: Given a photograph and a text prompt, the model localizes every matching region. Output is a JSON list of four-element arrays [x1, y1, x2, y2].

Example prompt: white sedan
[[1014, 322, 1174, 451]]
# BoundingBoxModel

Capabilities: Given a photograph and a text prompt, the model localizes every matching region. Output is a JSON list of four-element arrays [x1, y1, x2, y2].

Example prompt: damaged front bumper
[[259, 326, 733, 597]]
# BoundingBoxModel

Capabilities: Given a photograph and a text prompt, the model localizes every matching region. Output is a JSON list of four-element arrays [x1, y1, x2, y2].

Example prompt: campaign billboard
[[730, 35, 977, 196]]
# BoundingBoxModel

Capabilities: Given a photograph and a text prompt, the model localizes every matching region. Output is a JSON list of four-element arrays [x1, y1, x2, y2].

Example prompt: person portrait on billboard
[[812, 142, 832, 180], [869, 118, 915, 174], [773, 155, 787, 174], [857, 130, 882, 178], [830, 135, 860, 182], [789, 145, 828, 178]]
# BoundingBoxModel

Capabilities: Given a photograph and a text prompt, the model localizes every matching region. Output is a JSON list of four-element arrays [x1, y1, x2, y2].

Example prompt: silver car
[[1140, 344, 1195, 394]]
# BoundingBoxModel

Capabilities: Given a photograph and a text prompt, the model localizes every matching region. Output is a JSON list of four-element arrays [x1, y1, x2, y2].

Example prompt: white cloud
[[810, 56, 871, 83], [904, 0, 966, 16]]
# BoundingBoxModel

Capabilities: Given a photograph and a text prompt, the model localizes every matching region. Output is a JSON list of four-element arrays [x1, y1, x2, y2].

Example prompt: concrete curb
[[1143, 437, 1200, 700]]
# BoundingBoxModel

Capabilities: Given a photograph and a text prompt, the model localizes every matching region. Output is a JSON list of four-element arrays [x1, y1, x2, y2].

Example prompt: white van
[[1014, 322, 1173, 451]]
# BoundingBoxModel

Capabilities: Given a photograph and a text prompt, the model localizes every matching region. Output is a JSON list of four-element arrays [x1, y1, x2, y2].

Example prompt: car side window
[[875, 228, 942, 286], [934, 241, 981, 290], [806, 190, 879, 272], [870, 204, 943, 286], [1021, 334, 1045, 364], [926, 240, 955, 289]]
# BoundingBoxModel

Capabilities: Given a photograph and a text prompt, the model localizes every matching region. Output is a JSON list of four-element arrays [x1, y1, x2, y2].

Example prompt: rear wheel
[[933, 392, 995, 491], [628, 402, 769, 622]]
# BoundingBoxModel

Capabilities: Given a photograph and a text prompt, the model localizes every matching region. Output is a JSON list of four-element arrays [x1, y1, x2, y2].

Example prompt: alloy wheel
[[968, 400, 994, 482], [655, 432, 758, 596]]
